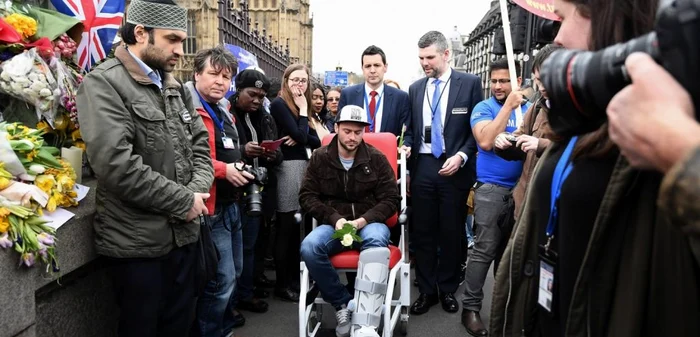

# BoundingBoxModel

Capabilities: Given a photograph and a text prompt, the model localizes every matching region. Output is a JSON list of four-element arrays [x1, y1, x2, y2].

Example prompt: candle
[[61, 147, 83, 184]]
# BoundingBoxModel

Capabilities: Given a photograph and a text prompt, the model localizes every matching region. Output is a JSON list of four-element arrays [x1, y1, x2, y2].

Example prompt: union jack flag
[[50, 0, 125, 71]]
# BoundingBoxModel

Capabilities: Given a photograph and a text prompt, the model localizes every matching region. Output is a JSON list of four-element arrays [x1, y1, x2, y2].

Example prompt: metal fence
[[218, 0, 290, 80]]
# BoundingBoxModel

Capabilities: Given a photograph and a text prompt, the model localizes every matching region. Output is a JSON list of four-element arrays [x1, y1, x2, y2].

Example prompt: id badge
[[424, 126, 432, 143], [538, 260, 555, 312], [538, 244, 557, 312], [222, 137, 235, 149]]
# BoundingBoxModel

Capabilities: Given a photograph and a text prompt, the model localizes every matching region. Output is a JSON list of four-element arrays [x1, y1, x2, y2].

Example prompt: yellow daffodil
[[0, 207, 10, 218], [0, 177, 11, 190], [34, 175, 55, 194], [71, 129, 82, 141], [37, 121, 52, 134], [56, 174, 74, 192], [0, 216, 9, 233], [46, 193, 58, 212]]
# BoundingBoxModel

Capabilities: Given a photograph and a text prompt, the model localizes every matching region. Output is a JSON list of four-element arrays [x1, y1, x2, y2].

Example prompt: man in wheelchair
[[299, 105, 401, 337]]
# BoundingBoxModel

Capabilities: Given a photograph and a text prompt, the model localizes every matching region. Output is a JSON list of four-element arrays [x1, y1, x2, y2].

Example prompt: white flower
[[341, 233, 354, 247], [29, 164, 45, 174]]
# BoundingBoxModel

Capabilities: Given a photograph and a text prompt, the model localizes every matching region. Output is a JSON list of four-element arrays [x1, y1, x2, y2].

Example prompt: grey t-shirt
[[339, 155, 354, 171]]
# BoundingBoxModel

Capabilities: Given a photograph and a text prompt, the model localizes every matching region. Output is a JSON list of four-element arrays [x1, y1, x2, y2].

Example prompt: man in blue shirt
[[461, 58, 529, 336]]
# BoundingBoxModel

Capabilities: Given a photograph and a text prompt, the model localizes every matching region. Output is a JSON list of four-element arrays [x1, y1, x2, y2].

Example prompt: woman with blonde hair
[[269, 64, 322, 302]]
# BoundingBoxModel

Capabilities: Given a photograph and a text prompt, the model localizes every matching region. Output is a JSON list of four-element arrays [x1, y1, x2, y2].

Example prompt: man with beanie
[[76, 0, 213, 336], [226, 69, 283, 322]]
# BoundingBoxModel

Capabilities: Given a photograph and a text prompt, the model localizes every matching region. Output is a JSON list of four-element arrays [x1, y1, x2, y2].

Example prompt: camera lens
[[540, 32, 659, 136]]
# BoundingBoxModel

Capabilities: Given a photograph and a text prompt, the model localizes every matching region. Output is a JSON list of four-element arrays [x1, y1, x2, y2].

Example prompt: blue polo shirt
[[470, 96, 529, 188]]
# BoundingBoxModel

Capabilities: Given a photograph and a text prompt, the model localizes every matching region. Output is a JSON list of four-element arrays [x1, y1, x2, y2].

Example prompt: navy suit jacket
[[337, 84, 410, 137], [404, 70, 483, 177]]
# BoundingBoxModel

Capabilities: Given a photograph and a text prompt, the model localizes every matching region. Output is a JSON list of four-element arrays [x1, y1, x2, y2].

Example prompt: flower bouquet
[[0, 122, 78, 212], [0, 48, 60, 122], [332, 223, 363, 247], [0, 194, 58, 271]]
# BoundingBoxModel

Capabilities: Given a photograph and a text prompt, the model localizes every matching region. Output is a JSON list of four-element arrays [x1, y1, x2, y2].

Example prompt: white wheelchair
[[298, 133, 411, 337]]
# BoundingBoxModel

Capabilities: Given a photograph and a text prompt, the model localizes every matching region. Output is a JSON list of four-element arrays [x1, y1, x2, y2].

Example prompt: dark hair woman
[[489, 1, 700, 337]]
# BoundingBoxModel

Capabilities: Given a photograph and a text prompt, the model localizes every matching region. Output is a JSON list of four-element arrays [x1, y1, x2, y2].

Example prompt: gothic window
[[271, 0, 276, 6], [184, 11, 197, 55], [254, 0, 260, 7]]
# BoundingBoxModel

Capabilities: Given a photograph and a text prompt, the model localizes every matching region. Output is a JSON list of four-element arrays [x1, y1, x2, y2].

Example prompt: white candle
[[61, 147, 83, 184]]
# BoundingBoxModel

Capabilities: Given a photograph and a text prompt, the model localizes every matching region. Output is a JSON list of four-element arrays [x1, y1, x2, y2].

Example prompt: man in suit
[[338, 45, 410, 137], [401, 31, 483, 316]]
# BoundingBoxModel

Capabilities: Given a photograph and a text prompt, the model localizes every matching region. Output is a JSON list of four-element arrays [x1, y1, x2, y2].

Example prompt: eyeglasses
[[289, 78, 308, 84], [490, 79, 511, 85], [327, 98, 339, 102]]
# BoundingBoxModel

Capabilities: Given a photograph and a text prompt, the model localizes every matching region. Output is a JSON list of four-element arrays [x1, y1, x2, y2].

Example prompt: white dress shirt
[[418, 68, 468, 164], [363, 82, 385, 133]]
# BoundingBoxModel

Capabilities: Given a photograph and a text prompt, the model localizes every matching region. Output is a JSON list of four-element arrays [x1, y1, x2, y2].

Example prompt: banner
[[512, 0, 560, 21], [224, 44, 259, 97]]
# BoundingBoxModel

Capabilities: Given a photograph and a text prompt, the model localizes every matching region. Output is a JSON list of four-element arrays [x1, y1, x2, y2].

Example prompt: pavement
[[233, 263, 495, 337]]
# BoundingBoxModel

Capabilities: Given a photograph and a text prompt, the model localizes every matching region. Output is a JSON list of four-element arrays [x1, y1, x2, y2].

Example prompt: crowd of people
[[73, 0, 699, 336]]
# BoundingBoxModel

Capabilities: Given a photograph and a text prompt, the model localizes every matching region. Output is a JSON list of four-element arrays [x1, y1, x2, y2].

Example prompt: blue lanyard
[[196, 91, 226, 135], [363, 88, 384, 132], [545, 136, 579, 240]]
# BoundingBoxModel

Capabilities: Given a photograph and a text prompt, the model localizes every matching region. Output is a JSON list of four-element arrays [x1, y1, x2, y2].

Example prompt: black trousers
[[107, 243, 197, 337], [274, 210, 301, 290], [411, 155, 472, 295]]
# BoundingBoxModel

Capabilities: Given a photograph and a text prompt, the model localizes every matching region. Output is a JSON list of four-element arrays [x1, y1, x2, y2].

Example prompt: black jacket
[[299, 135, 400, 225]]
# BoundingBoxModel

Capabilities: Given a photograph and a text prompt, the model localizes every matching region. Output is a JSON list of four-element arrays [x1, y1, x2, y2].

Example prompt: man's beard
[[339, 140, 358, 154], [141, 41, 175, 73]]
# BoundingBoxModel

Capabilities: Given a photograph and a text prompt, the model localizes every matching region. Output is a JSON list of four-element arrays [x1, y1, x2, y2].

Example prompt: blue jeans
[[466, 214, 474, 244], [300, 223, 390, 309], [196, 203, 243, 337]]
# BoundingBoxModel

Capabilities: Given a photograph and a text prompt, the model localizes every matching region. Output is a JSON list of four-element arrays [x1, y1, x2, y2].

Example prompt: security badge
[[222, 136, 235, 149], [538, 243, 557, 312]]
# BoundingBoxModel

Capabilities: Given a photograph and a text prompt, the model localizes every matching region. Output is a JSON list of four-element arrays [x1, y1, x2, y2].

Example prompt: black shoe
[[231, 310, 246, 328], [274, 287, 300, 302], [461, 309, 487, 336], [254, 275, 276, 288], [253, 287, 269, 299], [237, 298, 269, 313], [409, 293, 439, 315], [440, 293, 459, 313]]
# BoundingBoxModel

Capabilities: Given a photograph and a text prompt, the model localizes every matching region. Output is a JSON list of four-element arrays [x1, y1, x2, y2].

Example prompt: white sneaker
[[335, 306, 352, 337]]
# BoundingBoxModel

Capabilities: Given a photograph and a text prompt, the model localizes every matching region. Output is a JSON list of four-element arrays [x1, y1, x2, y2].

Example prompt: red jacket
[[186, 82, 233, 214]]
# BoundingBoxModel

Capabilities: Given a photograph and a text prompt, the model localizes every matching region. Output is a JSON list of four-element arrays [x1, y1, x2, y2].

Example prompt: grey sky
[[311, 0, 493, 89]]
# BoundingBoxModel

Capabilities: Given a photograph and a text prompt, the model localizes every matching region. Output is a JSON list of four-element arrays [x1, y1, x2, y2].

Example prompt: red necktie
[[367, 90, 377, 132]]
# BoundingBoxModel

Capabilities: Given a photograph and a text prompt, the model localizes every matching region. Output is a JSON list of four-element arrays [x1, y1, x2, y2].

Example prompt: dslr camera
[[242, 166, 268, 216], [540, 0, 700, 136]]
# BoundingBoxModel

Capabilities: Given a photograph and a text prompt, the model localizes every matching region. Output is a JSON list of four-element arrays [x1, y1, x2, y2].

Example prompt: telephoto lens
[[540, 33, 658, 136]]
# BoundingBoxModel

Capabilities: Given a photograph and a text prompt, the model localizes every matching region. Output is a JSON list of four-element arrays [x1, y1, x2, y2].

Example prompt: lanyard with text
[[544, 136, 579, 253], [196, 91, 236, 149], [363, 89, 384, 132]]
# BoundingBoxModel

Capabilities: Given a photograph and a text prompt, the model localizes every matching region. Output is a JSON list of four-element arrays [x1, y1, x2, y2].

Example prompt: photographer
[[227, 69, 282, 320], [607, 52, 700, 247], [489, 0, 700, 336], [185, 46, 252, 337]]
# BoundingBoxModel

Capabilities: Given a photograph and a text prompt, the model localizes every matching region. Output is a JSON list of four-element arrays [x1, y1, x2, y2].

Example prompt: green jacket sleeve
[[77, 72, 194, 220], [181, 86, 214, 194]]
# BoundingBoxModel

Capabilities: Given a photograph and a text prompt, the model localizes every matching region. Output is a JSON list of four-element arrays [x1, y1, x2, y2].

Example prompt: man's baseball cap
[[336, 105, 370, 125]]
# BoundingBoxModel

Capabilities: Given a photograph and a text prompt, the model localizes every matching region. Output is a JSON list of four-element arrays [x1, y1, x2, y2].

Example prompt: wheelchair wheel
[[306, 303, 323, 336], [398, 307, 408, 335]]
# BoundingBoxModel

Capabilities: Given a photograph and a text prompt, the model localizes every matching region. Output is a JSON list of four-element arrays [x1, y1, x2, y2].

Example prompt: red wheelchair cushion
[[330, 245, 402, 269]]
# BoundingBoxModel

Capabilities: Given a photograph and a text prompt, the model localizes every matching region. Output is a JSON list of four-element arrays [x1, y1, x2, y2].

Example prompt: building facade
[[236, 0, 314, 69]]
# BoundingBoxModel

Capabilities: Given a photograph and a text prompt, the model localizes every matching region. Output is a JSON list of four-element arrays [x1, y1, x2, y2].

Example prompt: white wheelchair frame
[[298, 149, 411, 337]]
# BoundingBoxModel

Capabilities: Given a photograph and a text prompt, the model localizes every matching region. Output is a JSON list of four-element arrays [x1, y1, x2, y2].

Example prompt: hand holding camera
[[608, 53, 699, 172], [226, 162, 254, 187], [495, 133, 515, 150]]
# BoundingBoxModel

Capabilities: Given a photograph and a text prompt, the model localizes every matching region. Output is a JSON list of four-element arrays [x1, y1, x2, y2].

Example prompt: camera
[[540, 0, 700, 136], [242, 166, 268, 216]]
